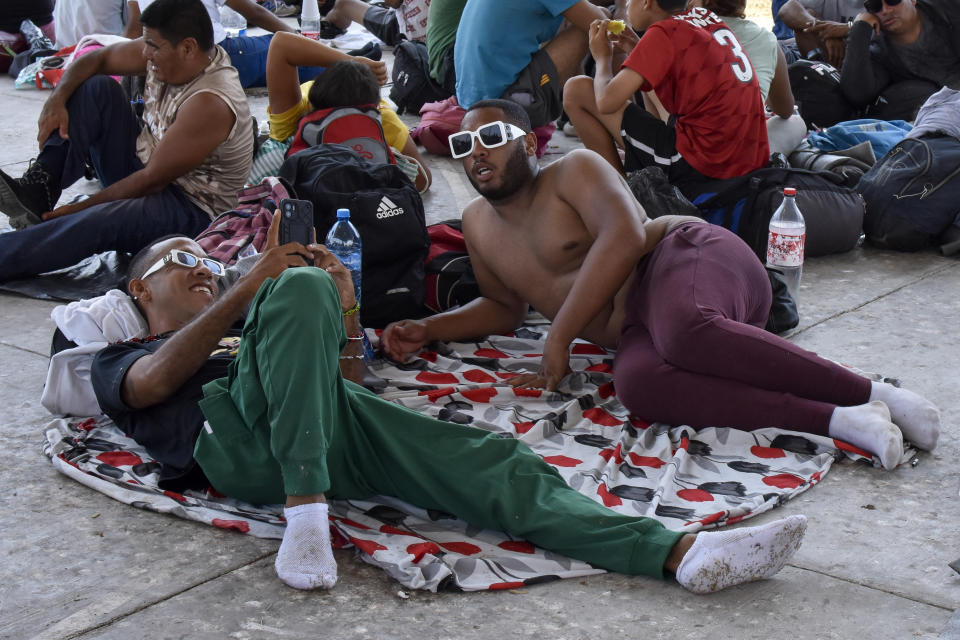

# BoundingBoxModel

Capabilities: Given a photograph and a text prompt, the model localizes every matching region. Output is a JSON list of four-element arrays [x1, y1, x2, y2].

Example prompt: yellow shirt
[[267, 81, 408, 152]]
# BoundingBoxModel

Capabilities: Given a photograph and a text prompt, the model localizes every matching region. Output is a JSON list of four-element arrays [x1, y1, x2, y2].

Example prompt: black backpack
[[389, 40, 452, 116], [682, 167, 865, 260], [279, 144, 429, 327], [858, 134, 960, 252], [788, 60, 857, 130]]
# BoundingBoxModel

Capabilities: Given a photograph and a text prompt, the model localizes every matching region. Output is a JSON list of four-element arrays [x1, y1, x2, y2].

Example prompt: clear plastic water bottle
[[219, 5, 247, 37], [326, 208, 362, 304], [326, 208, 373, 360], [766, 187, 806, 299], [300, 0, 321, 39]]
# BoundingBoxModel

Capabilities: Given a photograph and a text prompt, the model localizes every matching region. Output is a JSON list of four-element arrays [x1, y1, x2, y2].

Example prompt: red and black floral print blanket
[[43, 325, 908, 592]]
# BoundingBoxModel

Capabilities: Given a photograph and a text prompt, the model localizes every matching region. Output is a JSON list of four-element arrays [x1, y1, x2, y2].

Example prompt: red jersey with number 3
[[621, 8, 769, 179]]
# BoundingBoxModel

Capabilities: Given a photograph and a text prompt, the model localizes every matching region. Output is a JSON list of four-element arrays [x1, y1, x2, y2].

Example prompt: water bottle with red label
[[300, 0, 321, 40], [766, 187, 805, 299]]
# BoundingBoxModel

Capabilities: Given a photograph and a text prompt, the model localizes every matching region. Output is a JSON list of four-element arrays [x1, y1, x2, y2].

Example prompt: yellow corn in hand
[[607, 19, 626, 34]]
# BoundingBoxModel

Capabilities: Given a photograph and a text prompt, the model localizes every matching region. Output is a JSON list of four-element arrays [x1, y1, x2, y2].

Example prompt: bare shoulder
[[553, 148, 633, 200], [181, 90, 234, 118], [553, 149, 619, 184], [461, 196, 495, 231], [461, 197, 496, 243], [549, 149, 648, 232], [173, 91, 235, 141], [562, 148, 609, 167]]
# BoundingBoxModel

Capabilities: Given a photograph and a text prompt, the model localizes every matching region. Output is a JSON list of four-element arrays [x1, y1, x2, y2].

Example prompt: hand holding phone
[[278, 198, 314, 247]]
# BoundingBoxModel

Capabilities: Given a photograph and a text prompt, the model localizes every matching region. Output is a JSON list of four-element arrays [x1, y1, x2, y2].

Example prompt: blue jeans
[[220, 34, 326, 89], [771, 0, 794, 39], [0, 76, 210, 282]]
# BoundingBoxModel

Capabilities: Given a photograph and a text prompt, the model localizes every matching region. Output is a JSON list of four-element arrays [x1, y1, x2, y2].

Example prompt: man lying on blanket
[[89, 215, 804, 594], [381, 99, 940, 472]]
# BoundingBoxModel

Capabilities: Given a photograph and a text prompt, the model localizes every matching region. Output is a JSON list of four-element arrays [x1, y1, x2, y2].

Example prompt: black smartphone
[[278, 198, 314, 246]]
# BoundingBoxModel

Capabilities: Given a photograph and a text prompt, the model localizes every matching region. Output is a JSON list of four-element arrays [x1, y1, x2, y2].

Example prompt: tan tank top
[[136, 46, 253, 218]]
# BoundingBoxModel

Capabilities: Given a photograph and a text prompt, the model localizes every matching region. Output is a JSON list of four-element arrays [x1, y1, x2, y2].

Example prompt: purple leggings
[[613, 223, 871, 435]]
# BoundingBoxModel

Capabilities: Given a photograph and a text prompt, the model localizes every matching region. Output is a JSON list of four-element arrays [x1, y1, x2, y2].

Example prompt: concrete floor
[[1, 45, 959, 640]]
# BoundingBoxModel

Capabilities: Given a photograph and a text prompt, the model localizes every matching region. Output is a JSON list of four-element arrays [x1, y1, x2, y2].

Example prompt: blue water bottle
[[325, 208, 373, 360]]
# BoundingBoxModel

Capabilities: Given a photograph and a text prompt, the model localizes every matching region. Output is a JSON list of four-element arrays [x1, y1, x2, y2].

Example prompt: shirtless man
[[382, 99, 941, 470]]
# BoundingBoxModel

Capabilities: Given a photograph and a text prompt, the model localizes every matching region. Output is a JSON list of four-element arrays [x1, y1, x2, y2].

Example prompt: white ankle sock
[[828, 401, 903, 470], [675, 515, 807, 594], [275, 502, 338, 590], [869, 381, 940, 451]]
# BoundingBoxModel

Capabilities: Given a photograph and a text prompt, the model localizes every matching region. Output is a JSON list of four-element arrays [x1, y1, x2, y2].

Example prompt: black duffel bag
[[681, 166, 865, 260]]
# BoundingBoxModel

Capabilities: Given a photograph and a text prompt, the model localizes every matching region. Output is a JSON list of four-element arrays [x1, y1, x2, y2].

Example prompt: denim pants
[[220, 34, 325, 89], [0, 76, 210, 282]]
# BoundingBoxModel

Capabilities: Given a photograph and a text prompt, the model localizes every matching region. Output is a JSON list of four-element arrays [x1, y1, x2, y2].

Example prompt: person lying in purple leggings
[[382, 98, 941, 471]]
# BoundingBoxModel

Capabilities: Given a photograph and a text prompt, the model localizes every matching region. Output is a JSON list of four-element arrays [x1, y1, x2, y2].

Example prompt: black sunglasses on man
[[863, 0, 902, 14]]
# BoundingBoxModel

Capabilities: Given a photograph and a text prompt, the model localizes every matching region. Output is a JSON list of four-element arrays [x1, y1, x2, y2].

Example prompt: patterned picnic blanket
[[42, 325, 911, 592]]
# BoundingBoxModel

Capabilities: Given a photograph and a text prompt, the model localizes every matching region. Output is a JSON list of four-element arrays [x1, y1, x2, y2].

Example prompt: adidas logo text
[[376, 195, 405, 219]]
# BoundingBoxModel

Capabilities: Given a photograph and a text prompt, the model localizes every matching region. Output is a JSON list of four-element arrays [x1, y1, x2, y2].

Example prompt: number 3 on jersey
[[713, 28, 754, 84]]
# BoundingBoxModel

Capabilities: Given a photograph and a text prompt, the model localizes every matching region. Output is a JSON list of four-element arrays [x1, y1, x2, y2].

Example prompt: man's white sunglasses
[[449, 121, 529, 159], [141, 249, 226, 279]]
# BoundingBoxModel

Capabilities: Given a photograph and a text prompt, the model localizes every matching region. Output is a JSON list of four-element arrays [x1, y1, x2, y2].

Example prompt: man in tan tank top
[[0, 0, 252, 283]]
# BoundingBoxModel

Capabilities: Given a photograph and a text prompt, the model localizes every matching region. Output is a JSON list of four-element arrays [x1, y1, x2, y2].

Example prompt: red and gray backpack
[[286, 103, 397, 165]]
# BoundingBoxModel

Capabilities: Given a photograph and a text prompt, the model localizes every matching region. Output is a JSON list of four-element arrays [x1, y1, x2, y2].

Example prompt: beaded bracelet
[[346, 332, 365, 341], [342, 301, 360, 317], [339, 354, 365, 360]]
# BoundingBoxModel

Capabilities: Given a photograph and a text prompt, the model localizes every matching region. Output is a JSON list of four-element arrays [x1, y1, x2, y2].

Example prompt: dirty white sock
[[675, 515, 807, 594], [275, 502, 338, 590], [869, 381, 941, 451], [828, 401, 904, 470]]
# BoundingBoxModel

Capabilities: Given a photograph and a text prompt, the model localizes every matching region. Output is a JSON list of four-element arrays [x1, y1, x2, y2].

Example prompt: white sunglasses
[[449, 121, 529, 159], [141, 249, 226, 279]]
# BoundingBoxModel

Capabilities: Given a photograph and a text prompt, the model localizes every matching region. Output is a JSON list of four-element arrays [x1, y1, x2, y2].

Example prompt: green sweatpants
[[195, 268, 683, 578]]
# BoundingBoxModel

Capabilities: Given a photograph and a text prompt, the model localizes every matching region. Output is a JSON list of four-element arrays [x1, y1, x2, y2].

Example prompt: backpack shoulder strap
[[288, 106, 336, 157]]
